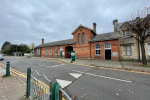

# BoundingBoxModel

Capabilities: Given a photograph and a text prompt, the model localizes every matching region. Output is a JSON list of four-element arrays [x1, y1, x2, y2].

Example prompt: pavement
[[1, 56, 150, 100], [0, 66, 26, 100]]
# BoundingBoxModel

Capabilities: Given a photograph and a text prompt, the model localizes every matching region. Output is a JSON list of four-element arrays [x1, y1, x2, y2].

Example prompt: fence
[[26, 67, 71, 100]]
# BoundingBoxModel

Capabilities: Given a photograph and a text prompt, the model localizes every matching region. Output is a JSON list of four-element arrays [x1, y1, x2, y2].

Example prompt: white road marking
[[56, 79, 72, 88], [73, 70, 132, 83], [69, 73, 82, 78]]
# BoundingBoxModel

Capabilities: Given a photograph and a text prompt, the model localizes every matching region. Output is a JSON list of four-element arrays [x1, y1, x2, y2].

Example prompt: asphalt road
[[1, 57, 150, 100]]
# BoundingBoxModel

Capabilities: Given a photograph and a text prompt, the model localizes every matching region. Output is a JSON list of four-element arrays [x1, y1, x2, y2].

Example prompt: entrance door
[[105, 43, 111, 60], [105, 49, 111, 60]]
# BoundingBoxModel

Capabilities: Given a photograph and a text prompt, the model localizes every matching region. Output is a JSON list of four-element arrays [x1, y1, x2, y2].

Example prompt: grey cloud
[[0, 0, 149, 49]]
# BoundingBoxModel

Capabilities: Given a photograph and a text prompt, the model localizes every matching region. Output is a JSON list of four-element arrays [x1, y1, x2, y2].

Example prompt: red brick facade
[[35, 25, 120, 60]]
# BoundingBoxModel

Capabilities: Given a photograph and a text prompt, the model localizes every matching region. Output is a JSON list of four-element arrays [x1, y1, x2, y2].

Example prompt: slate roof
[[71, 24, 97, 35], [89, 32, 121, 42], [117, 18, 144, 32], [35, 38, 75, 48]]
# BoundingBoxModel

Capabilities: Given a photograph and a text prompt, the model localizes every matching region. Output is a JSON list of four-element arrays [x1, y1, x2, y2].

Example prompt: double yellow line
[[0, 63, 66, 100]]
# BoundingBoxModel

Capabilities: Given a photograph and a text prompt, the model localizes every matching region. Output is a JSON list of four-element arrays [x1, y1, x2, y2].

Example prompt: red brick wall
[[91, 39, 119, 60], [73, 27, 95, 59], [35, 27, 119, 60]]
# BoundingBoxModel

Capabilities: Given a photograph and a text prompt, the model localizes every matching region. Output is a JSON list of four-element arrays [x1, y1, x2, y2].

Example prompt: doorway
[[105, 43, 111, 60], [65, 46, 73, 58]]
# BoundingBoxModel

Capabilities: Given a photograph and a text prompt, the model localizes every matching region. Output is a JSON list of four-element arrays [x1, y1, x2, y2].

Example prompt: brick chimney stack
[[42, 38, 44, 44], [93, 22, 96, 32]]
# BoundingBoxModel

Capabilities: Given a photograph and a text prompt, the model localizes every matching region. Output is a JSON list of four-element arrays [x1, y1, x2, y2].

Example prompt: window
[[49, 48, 51, 55], [105, 43, 111, 49], [55, 47, 57, 55], [60, 47, 62, 51], [45, 48, 47, 55], [39, 49, 40, 55], [122, 31, 125, 37], [78, 33, 81, 44], [123, 45, 131, 55], [36, 49, 38, 54], [82, 33, 85, 44], [95, 44, 101, 56], [126, 31, 130, 37], [148, 44, 150, 55]]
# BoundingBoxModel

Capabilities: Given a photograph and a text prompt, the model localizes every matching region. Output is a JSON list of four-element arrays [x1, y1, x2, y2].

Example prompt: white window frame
[[126, 31, 130, 37], [49, 48, 51, 55], [122, 31, 125, 38], [55, 47, 57, 55], [39, 49, 40, 55], [95, 44, 101, 56], [123, 45, 131, 55], [105, 43, 111, 49], [148, 44, 150, 55], [45, 48, 47, 55]]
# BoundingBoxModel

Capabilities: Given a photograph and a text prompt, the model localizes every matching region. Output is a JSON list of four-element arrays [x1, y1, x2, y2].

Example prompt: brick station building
[[35, 23, 120, 60]]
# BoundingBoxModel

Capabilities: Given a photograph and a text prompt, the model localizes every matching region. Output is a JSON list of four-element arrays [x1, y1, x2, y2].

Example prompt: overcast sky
[[0, 0, 149, 49]]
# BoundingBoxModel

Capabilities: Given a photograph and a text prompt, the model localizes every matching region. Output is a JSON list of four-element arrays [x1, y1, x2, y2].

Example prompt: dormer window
[[126, 31, 130, 37], [122, 31, 125, 38]]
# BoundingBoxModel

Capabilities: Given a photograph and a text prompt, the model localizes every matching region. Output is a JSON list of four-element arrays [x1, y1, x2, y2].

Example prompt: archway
[[65, 46, 73, 58]]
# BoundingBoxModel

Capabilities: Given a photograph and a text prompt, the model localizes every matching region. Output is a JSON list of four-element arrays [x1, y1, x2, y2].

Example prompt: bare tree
[[30, 43, 34, 51], [124, 7, 150, 65]]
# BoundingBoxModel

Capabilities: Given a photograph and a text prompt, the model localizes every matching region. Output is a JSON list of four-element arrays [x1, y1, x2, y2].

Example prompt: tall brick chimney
[[93, 22, 96, 32], [113, 19, 118, 32], [42, 38, 44, 44]]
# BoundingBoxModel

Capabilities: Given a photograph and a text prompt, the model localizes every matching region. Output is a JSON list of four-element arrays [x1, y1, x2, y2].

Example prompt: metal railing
[[26, 67, 72, 100], [29, 69, 52, 100]]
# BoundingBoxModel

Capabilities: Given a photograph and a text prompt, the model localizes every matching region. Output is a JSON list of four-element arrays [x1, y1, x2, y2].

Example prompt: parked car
[[0, 55, 4, 61]]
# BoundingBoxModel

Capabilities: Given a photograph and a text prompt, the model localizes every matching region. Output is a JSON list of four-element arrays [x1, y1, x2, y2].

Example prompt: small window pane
[[126, 31, 130, 37], [123, 46, 126, 55], [95, 44, 101, 55], [105, 43, 111, 49]]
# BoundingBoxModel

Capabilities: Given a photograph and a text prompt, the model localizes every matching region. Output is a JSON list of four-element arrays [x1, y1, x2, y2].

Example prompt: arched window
[[78, 33, 81, 44], [82, 33, 85, 44], [95, 44, 101, 56]]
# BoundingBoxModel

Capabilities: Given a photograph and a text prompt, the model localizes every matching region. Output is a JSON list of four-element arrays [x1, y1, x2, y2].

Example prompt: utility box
[[71, 51, 75, 61]]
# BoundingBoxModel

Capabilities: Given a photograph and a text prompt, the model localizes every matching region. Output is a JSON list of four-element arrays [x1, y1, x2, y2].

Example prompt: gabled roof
[[71, 24, 97, 35], [35, 38, 75, 48], [117, 18, 144, 32], [89, 32, 121, 42]]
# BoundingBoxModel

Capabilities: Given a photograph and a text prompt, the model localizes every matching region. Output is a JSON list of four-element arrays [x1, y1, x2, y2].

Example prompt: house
[[35, 23, 121, 60], [114, 15, 150, 60]]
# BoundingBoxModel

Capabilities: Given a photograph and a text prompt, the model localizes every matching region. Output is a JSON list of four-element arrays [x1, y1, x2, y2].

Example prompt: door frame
[[104, 43, 111, 60]]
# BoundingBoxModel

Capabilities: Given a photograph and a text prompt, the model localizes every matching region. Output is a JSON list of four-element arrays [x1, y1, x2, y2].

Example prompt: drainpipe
[[90, 42, 91, 60], [57, 46, 58, 58]]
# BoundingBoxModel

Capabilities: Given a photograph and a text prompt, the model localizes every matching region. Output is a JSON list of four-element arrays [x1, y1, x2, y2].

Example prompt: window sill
[[95, 55, 101, 56]]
